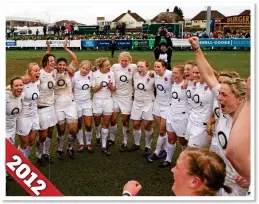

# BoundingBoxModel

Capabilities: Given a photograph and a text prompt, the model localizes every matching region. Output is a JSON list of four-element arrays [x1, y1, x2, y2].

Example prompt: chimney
[[166, 9, 169, 12], [128, 10, 131, 13]]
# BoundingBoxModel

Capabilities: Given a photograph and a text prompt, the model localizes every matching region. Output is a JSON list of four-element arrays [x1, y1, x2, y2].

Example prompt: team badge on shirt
[[164, 77, 168, 81], [147, 78, 150, 82], [108, 75, 111, 79], [88, 76, 91, 80], [128, 68, 131, 72], [204, 85, 209, 91]]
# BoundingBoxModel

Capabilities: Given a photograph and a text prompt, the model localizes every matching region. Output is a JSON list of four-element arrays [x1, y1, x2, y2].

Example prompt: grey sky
[[5, 1, 251, 25]]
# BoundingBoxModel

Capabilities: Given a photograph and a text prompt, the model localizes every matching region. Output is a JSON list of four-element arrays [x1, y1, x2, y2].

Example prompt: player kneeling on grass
[[148, 59, 172, 162], [158, 65, 188, 168], [72, 60, 94, 153], [92, 58, 116, 156], [128, 60, 155, 155]]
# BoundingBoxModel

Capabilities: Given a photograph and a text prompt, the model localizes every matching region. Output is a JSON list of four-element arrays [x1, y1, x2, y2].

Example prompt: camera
[[159, 21, 166, 36]]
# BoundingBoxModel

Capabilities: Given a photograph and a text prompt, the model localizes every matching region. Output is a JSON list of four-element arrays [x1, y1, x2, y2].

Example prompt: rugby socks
[[86, 130, 92, 145], [76, 129, 84, 145], [122, 126, 128, 145], [43, 137, 51, 155], [57, 134, 64, 151], [110, 125, 117, 141], [161, 135, 168, 152], [101, 128, 109, 148], [165, 143, 176, 163], [25, 146, 32, 158], [145, 130, 152, 149], [154, 135, 164, 155], [36, 140, 44, 159], [96, 125, 101, 139], [67, 133, 76, 150], [133, 129, 141, 146], [18, 146, 26, 158]]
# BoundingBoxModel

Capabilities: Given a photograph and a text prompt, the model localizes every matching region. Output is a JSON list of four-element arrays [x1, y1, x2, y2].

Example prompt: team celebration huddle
[[6, 35, 251, 196]]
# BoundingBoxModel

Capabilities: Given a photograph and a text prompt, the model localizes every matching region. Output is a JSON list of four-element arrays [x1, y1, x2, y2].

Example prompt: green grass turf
[[6, 50, 250, 196]]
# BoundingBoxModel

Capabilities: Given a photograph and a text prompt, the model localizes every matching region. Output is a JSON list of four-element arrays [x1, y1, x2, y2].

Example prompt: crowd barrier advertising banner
[[15, 40, 81, 47], [97, 40, 111, 47], [133, 40, 149, 48], [116, 40, 132, 48], [81, 40, 96, 47], [199, 38, 250, 47], [7, 39, 250, 48], [6, 40, 16, 47]]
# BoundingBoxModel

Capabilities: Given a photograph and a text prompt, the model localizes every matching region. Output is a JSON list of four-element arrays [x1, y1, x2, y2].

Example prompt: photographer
[[154, 26, 173, 70]]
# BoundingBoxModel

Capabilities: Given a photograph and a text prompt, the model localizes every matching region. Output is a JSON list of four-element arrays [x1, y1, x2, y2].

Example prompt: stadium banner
[[199, 38, 250, 48], [81, 40, 97, 47], [148, 39, 155, 48], [172, 39, 191, 47], [96, 40, 111, 47], [15, 40, 81, 48], [6, 139, 63, 196], [116, 40, 132, 48], [6, 40, 16, 47], [133, 39, 149, 48]]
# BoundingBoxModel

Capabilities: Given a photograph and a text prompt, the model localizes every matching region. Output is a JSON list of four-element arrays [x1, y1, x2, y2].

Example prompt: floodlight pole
[[206, 6, 211, 36]]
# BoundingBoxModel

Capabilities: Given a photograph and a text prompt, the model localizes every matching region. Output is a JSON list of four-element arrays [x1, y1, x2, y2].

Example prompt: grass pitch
[[6, 50, 250, 196]]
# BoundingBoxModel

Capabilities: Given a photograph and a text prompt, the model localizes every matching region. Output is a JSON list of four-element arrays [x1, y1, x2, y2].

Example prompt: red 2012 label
[[6, 155, 46, 196]]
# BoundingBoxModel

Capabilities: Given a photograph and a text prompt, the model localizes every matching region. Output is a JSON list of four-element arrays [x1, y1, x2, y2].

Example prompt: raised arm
[[189, 37, 219, 89], [40, 40, 51, 68], [64, 37, 78, 70], [226, 77, 251, 182]]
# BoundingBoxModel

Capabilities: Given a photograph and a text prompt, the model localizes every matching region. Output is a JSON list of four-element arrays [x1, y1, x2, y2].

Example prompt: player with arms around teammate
[[108, 52, 137, 152], [72, 60, 94, 153], [158, 65, 188, 168], [16, 63, 40, 159], [6, 77, 24, 145], [148, 59, 172, 162], [128, 60, 155, 155], [92, 58, 116, 156], [36, 53, 57, 166], [53, 38, 79, 160]]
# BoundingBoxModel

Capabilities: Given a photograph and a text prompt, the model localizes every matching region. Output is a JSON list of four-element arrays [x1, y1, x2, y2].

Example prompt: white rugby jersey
[[54, 69, 74, 105], [92, 70, 115, 99], [72, 71, 92, 102], [20, 81, 40, 116], [111, 63, 137, 99], [189, 82, 214, 124], [6, 90, 24, 131], [186, 80, 195, 113], [169, 80, 188, 116], [154, 70, 172, 106], [210, 84, 241, 188], [38, 69, 56, 106], [133, 71, 155, 103]]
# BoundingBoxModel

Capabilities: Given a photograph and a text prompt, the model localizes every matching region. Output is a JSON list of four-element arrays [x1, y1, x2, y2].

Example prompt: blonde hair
[[94, 57, 109, 69], [26, 62, 39, 75], [222, 78, 246, 98], [185, 60, 197, 67], [186, 148, 232, 196], [79, 60, 93, 71], [119, 52, 132, 63], [173, 64, 185, 73]]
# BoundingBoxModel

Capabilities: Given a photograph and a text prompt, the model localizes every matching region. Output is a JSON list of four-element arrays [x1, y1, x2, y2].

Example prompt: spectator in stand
[[43, 26, 47, 36], [57, 26, 60, 36], [61, 25, 66, 35], [70, 24, 74, 35]]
